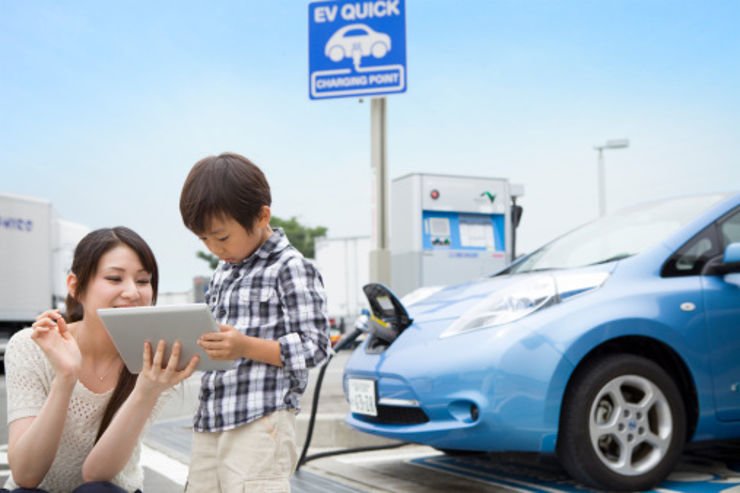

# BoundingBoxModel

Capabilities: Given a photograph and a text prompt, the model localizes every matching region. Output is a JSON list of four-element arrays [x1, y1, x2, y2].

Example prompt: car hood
[[404, 263, 616, 327]]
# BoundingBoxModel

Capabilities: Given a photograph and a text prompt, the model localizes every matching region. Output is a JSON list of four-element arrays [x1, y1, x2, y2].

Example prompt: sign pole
[[369, 97, 391, 285], [308, 0, 407, 287]]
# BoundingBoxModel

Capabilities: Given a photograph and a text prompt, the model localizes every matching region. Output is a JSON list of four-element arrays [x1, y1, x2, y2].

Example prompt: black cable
[[297, 350, 331, 469], [301, 441, 409, 465], [296, 328, 364, 471]]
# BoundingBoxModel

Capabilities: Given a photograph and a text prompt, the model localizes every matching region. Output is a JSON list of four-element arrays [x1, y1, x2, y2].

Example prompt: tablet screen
[[98, 303, 233, 373]]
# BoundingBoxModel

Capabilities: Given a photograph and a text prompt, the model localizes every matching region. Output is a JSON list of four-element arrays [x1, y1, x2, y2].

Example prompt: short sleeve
[[5, 328, 54, 423]]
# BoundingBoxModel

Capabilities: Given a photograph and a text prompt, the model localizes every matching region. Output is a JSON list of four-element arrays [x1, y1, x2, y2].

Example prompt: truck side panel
[[314, 236, 370, 323], [0, 194, 53, 323]]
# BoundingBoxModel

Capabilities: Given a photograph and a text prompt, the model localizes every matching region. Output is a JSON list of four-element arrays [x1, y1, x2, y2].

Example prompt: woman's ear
[[67, 273, 78, 299]]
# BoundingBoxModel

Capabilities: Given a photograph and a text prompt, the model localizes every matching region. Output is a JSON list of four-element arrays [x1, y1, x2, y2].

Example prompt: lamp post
[[594, 139, 629, 217]]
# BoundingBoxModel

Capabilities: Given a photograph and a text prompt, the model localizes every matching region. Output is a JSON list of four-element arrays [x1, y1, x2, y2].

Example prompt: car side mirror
[[705, 242, 740, 276], [724, 242, 740, 264]]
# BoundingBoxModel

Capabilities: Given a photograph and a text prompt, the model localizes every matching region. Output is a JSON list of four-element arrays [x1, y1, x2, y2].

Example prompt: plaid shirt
[[194, 228, 330, 432]]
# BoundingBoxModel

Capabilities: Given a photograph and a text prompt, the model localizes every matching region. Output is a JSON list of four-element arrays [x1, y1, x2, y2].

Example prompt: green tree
[[196, 215, 328, 269], [271, 215, 327, 259], [197, 250, 220, 270]]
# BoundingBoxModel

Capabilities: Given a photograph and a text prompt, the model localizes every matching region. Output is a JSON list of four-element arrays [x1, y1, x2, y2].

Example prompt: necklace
[[94, 358, 121, 381]]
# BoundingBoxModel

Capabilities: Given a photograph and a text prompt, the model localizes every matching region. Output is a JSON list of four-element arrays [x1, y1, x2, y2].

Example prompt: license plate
[[348, 378, 378, 416]]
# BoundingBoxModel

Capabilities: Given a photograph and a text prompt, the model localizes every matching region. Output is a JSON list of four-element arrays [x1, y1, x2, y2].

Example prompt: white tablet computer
[[98, 304, 233, 373]]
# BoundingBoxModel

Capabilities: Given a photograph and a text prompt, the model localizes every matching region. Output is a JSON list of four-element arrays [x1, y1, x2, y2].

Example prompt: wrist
[[52, 372, 78, 393], [239, 333, 252, 359], [131, 380, 163, 406]]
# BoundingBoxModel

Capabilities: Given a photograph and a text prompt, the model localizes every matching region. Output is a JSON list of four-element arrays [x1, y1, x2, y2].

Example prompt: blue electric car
[[343, 192, 740, 491]]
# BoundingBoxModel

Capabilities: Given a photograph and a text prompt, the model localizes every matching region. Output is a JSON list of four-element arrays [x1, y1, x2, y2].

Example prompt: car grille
[[353, 405, 429, 425]]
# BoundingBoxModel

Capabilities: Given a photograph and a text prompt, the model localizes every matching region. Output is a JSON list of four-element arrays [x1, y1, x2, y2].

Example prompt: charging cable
[[296, 326, 408, 472]]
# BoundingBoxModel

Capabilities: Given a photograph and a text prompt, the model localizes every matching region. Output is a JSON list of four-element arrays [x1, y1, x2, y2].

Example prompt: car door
[[702, 207, 740, 421]]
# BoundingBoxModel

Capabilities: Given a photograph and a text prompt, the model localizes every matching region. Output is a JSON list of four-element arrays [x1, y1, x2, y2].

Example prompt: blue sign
[[308, 0, 407, 100]]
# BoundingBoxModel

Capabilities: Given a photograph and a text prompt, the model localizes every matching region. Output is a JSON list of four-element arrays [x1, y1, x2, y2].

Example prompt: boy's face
[[198, 211, 271, 265]]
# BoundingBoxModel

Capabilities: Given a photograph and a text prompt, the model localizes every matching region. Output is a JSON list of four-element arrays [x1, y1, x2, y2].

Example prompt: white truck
[[0, 193, 89, 365], [313, 236, 371, 335]]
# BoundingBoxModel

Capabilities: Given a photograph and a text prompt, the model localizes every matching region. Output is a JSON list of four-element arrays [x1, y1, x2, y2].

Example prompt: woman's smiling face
[[74, 244, 154, 320]]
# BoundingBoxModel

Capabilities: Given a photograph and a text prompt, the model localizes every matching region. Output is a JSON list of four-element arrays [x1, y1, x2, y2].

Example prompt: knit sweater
[[4, 328, 167, 493]]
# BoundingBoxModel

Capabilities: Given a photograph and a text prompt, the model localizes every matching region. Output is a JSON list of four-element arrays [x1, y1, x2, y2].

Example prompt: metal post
[[597, 147, 606, 217], [369, 98, 391, 285], [594, 139, 629, 218]]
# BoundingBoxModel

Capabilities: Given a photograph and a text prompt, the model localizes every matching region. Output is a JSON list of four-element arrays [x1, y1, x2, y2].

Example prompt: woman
[[3, 227, 199, 493]]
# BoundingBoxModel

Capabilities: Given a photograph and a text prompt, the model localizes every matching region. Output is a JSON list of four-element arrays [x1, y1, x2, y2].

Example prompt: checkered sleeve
[[276, 257, 330, 371]]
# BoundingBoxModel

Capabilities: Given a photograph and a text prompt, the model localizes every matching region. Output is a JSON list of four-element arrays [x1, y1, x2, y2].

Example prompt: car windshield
[[509, 194, 727, 274]]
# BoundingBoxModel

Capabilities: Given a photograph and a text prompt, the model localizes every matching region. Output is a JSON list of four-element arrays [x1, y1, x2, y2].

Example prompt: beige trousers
[[185, 410, 298, 493]]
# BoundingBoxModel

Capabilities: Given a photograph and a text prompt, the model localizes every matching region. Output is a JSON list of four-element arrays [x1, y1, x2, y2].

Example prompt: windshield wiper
[[588, 253, 634, 266]]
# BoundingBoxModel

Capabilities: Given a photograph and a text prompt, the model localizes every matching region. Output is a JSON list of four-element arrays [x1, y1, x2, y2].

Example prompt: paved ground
[[5, 352, 740, 492], [0, 351, 407, 492]]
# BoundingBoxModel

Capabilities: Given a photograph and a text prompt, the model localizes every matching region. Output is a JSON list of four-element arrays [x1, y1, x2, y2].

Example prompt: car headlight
[[441, 271, 609, 338]]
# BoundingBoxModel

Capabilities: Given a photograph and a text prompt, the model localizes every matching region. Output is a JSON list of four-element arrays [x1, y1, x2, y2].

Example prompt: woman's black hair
[[65, 226, 158, 442]]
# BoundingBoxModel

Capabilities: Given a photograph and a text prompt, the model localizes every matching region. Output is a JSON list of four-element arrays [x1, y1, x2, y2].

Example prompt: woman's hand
[[31, 310, 81, 379], [134, 340, 199, 396]]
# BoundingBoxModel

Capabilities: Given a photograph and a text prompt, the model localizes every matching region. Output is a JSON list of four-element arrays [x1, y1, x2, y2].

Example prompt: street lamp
[[594, 139, 629, 217]]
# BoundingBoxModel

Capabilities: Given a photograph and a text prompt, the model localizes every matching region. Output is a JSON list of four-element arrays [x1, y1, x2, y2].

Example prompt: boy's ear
[[259, 205, 271, 227]]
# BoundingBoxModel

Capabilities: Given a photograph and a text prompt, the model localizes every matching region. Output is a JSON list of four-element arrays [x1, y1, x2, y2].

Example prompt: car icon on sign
[[325, 24, 391, 63]]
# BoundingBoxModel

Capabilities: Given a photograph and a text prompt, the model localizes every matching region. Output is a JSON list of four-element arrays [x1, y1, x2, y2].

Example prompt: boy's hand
[[198, 324, 245, 360]]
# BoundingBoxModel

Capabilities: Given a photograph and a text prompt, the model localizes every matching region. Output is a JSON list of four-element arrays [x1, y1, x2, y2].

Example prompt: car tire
[[328, 46, 344, 62], [371, 42, 388, 58], [557, 354, 686, 491]]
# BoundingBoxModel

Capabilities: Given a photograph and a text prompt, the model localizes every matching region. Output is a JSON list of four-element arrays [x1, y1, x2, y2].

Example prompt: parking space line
[[409, 452, 740, 493], [141, 444, 188, 486], [410, 457, 577, 493], [335, 449, 441, 464], [0, 443, 187, 488], [411, 460, 535, 493]]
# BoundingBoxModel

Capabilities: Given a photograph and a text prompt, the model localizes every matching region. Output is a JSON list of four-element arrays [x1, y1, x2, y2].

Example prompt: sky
[[2, 0, 740, 293]]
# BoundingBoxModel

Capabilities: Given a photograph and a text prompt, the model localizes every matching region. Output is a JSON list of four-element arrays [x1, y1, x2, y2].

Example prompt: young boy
[[179, 152, 330, 492]]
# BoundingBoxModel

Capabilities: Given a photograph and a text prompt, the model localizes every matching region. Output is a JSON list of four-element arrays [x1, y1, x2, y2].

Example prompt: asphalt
[[5, 353, 740, 492], [140, 349, 402, 492], [0, 351, 406, 493]]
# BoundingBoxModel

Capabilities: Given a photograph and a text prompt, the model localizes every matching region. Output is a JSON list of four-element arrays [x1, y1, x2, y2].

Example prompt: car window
[[662, 225, 721, 277], [719, 208, 740, 247], [509, 194, 728, 274]]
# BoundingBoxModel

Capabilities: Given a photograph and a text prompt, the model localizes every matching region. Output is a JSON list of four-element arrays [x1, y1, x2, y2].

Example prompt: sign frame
[[308, 0, 407, 100]]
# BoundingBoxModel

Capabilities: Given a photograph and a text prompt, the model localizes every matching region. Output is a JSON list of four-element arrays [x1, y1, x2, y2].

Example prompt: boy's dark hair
[[179, 152, 272, 234]]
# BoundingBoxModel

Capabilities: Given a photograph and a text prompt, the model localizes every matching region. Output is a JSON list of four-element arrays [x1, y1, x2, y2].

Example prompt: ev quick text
[[313, 0, 401, 23]]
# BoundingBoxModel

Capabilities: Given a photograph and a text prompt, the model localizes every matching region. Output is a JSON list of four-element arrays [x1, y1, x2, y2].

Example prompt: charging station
[[391, 173, 523, 296]]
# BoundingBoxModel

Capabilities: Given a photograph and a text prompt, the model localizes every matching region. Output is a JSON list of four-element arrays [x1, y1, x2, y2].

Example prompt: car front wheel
[[557, 354, 686, 491]]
